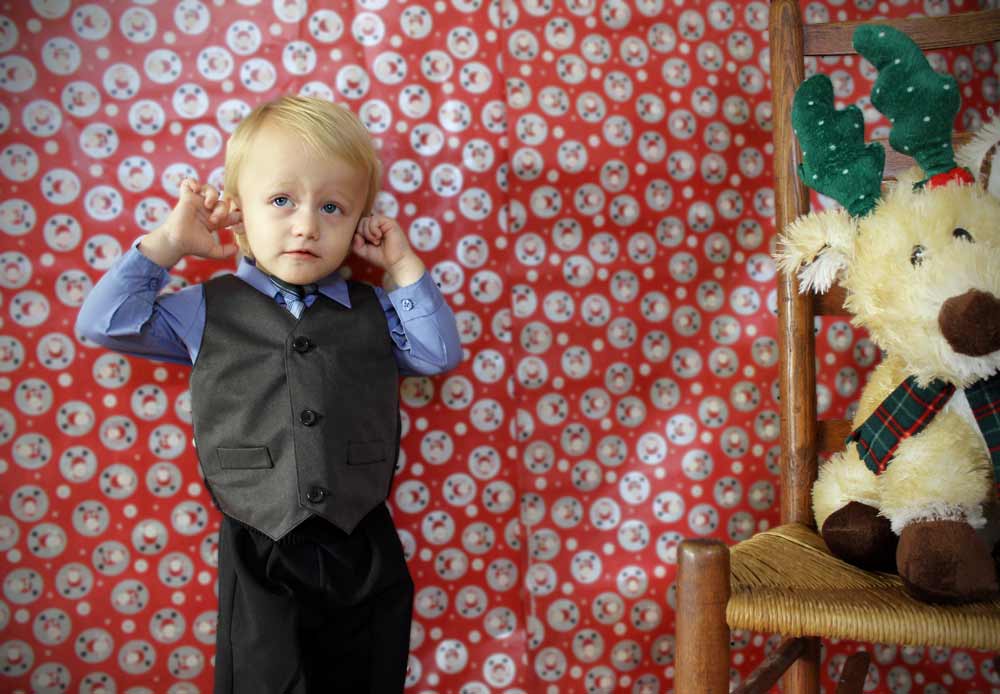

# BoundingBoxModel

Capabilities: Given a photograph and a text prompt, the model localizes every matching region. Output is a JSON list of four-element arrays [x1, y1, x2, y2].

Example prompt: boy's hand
[[353, 215, 426, 287], [139, 178, 241, 268]]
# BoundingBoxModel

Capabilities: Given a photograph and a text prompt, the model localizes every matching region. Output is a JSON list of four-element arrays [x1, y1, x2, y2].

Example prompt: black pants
[[213, 506, 413, 694]]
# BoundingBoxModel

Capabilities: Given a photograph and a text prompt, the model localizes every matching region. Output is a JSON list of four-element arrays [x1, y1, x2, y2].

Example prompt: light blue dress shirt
[[76, 244, 462, 376]]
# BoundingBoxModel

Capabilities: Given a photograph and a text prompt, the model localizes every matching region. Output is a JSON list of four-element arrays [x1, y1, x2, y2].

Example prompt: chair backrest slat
[[817, 420, 853, 455], [803, 10, 1000, 56], [879, 132, 976, 179], [814, 286, 846, 317]]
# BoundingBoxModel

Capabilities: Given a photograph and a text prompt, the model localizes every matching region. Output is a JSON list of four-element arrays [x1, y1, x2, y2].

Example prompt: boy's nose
[[292, 211, 320, 239]]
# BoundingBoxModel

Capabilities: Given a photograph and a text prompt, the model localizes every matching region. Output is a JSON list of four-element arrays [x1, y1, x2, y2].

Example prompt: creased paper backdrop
[[1, 0, 998, 692]]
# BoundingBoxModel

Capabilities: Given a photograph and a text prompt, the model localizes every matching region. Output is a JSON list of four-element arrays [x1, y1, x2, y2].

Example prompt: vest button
[[299, 409, 318, 426], [292, 336, 312, 353], [305, 486, 327, 503]]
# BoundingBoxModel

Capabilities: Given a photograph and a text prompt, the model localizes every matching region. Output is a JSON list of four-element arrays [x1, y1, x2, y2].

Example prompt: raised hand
[[139, 178, 241, 268], [352, 214, 425, 287]]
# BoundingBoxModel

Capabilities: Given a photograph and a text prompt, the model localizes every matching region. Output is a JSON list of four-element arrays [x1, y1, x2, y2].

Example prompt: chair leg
[[835, 651, 871, 694], [781, 637, 821, 694], [676, 539, 731, 694]]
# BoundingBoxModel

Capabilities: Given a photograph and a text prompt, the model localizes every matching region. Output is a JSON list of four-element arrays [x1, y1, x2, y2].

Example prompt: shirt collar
[[236, 257, 352, 308]]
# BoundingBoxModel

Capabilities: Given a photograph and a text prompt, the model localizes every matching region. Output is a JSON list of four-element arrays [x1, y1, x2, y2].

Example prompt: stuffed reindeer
[[775, 25, 1000, 603]]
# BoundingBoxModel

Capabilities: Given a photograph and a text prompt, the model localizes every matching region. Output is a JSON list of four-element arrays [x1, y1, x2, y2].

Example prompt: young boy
[[76, 96, 461, 693]]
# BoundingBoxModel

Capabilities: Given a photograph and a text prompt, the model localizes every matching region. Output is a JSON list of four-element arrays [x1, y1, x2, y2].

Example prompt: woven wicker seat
[[674, 3, 1000, 693], [728, 523, 1000, 651]]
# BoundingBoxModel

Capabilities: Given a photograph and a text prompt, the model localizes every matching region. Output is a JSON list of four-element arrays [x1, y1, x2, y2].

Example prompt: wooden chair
[[675, 4, 1000, 693]]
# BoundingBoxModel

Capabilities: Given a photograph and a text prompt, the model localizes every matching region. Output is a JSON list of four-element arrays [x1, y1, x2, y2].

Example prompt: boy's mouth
[[284, 249, 318, 258]]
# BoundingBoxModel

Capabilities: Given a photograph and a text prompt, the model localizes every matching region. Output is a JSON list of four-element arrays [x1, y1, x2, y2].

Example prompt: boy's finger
[[208, 201, 228, 223], [203, 186, 220, 209], [215, 242, 238, 258], [200, 243, 236, 260], [351, 232, 367, 253], [179, 178, 200, 197]]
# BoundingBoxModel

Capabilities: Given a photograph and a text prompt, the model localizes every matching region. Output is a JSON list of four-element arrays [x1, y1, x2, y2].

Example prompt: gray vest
[[190, 275, 400, 540]]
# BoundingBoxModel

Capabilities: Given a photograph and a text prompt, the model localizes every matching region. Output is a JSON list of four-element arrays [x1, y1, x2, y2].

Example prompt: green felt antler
[[793, 74, 885, 217], [854, 24, 960, 179]]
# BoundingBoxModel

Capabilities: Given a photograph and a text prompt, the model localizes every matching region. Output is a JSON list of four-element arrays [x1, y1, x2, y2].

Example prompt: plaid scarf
[[847, 372, 1000, 486]]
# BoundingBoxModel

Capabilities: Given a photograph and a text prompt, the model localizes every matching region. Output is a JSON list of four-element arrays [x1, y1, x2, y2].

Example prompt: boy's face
[[235, 124, 368, 285]]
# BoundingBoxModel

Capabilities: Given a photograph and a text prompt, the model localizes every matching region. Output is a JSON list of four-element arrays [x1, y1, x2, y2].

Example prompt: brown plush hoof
[[897, 520, 1000, 604], [820, 501, 898, 572]]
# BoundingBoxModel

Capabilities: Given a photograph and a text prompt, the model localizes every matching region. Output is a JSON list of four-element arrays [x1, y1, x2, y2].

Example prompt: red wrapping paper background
[[0, 1, 997, 692]]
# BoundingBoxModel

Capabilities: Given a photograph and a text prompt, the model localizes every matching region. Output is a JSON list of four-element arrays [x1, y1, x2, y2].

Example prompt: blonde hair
[[224, 96, 382, 254]]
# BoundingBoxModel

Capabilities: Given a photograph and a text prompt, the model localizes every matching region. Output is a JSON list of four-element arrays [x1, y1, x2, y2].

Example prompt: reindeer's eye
[[910, 245, 925, 267], [952, 227, 974, 242]]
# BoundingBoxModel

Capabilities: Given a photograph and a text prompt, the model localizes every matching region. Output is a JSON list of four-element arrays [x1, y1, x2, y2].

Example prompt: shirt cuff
[[125, 239, 171, 293], [386, 271, 443, 320]]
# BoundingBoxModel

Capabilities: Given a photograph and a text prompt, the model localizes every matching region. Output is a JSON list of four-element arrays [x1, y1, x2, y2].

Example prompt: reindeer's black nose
[[939, 289, 1000, 356]]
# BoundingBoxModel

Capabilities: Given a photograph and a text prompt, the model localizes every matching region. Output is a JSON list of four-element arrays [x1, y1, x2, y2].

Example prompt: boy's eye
[[321, 203, 339, 214], [272, 196, 290, 207]]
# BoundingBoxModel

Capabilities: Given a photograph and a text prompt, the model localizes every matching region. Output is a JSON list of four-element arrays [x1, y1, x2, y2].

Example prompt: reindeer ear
[[956, 115, 1000, 199], [774, 209, 857, 294]]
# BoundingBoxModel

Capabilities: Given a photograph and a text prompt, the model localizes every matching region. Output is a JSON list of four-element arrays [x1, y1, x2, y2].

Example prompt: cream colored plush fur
[[776, 145, 1000, 534], [957, 115, 1000, 198]]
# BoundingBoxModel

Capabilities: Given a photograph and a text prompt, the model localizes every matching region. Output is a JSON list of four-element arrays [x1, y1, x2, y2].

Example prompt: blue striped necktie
[[266, 275, 318, 319]]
